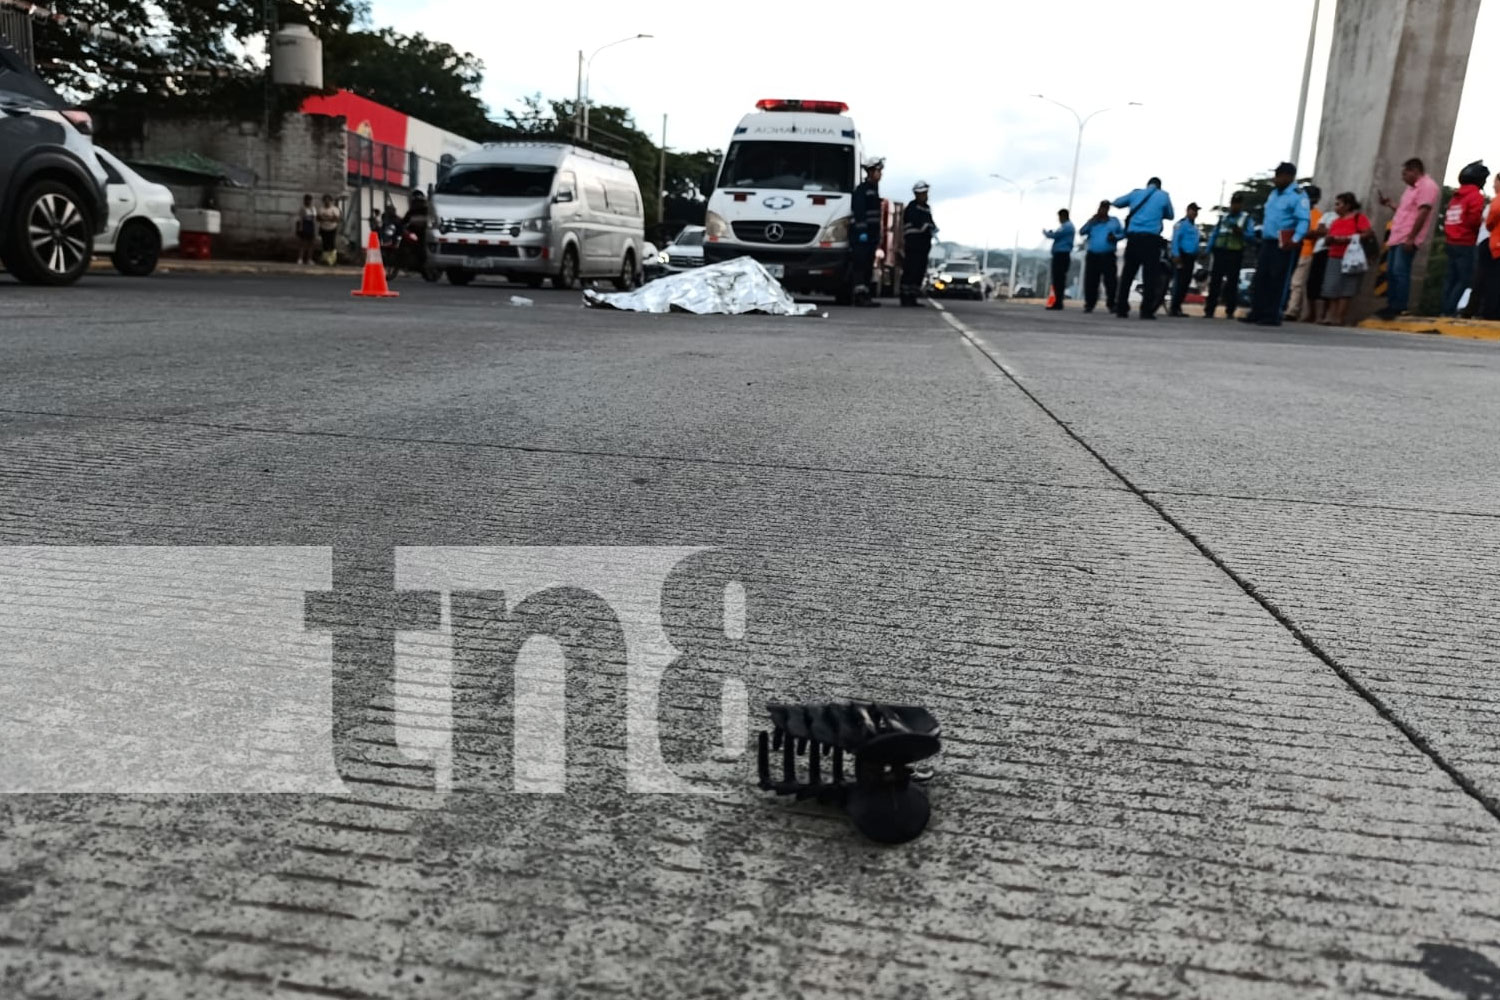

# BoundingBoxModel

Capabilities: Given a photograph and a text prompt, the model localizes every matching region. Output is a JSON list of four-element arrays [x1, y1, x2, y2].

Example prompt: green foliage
[[34, 1, 368, 107], [490, 93, 720, 233], [1216, 173, 1316, 218], [322, 27, 492, 139]]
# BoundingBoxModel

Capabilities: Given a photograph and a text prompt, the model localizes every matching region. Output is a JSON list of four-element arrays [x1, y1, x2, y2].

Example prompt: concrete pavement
[[2, 275, 1500, 998]]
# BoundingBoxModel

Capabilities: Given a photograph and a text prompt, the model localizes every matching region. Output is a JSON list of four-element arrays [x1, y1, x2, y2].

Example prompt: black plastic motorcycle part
[[756, 701, 941, 844]]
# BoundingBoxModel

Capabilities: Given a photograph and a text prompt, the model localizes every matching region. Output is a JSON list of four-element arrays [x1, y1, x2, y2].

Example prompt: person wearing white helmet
[[849, 158, 884, 306], [900, 181, 937, 306]]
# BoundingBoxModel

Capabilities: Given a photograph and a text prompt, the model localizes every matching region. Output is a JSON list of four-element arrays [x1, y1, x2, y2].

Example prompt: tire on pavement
[[111, 220, 162, 277], [552, 246, 580, 290], [7, 179, 94, 286], [612, 251, 637, 290], [446, 268, 475, 286]]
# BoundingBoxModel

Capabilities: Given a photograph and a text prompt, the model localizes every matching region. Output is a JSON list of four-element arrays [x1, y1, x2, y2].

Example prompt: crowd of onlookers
[[1043, 158, 1500, 325]]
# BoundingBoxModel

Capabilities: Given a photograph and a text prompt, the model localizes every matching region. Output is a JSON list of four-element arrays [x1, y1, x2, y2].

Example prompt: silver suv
[[0, 44, 109, 286]]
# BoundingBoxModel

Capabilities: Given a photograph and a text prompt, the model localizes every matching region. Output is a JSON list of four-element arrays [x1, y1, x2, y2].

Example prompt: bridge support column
[[1312, 0, 1481, 319]]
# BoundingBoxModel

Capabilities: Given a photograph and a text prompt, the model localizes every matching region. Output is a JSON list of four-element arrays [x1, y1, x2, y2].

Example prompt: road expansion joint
[[0, 405, 1129, 497], [931, 302, 1500, 827]]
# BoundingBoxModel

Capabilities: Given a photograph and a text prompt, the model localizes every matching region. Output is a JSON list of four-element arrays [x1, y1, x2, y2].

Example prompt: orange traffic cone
[[352, 231, 399, 298]]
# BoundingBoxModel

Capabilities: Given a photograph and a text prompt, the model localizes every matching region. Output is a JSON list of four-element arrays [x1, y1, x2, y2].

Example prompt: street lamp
[[577, 34, 653, 141], [1031, 95, 1142, 217], [991, 173, 1058, 299]]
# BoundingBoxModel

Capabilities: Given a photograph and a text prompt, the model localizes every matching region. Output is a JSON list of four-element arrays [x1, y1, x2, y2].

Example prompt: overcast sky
[[372, 0, 1495, 250]]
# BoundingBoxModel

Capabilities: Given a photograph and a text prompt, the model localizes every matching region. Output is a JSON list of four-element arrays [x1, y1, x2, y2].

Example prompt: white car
[[659, 225, 706, 272], [94, 147, 180, 276]]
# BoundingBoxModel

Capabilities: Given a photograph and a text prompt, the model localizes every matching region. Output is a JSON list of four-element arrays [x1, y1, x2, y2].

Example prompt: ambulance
[[702, 99, 864, 303]]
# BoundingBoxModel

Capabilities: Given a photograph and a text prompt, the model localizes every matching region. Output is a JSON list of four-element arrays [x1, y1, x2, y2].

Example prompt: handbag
[[1342, 235, 1368, 275]]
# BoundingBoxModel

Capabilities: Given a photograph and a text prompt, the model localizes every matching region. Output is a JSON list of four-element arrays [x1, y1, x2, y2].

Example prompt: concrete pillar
[[1312, 0, 1481, 318]]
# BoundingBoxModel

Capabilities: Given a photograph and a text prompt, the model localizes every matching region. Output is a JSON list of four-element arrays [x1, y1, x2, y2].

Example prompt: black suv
[[0, 44, 108, 285]]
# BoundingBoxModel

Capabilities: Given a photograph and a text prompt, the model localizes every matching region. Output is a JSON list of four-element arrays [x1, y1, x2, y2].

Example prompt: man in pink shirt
[[1376, 157, 1440, 318]]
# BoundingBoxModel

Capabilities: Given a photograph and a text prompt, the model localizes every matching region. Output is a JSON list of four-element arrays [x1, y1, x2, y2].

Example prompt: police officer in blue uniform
[[1112, 177, 1175, 320], [900, 180, 937, 307], [849, 158, 884, 307]]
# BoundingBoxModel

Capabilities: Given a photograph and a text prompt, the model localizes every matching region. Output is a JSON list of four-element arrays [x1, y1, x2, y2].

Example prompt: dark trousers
[[851, 238, 876, 292], [1443, 243, 1477, 316], [901, 241, 930, 301], [1247, 240, 1295, 324], [1083, 251, 1117, 311], [1466, 245, 1492, 318], [1483, 250, 1500, 321], [1169, 258, 1195, 313], [1050, 253, 1070, 305], [1116, 234, 1163, 317], [1205, 249, 1243, 316]]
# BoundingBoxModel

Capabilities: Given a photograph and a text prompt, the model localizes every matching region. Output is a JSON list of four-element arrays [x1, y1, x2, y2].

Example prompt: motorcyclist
[[399, 189, 430, 267]]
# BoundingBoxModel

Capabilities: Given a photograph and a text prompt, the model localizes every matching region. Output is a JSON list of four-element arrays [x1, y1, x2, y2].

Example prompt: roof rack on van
[[485, 123, 632, 165]]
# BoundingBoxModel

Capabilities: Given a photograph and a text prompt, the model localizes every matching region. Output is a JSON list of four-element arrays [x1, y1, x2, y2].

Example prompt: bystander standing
[[1203, 193, 1255, 319], [1243, 162, 1309, 328], [317, 195, 341, 267], [1285, 185, 1322, 321], [1167, 203, 1201, 317], [1441, 161, 1488, 316], [1112, 177, 1174, 320], [294, 194, 317, 266], [1079, 201, 1124, 314], [1043, 209, 1076, 310], [1376, 157, 1440, 319], [1315, 192, 1374, 327], [1482, 174, 1500, 320]]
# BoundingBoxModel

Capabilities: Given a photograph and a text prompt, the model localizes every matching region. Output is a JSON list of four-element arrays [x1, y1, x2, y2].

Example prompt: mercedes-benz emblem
[[764, 223, 785, 243]]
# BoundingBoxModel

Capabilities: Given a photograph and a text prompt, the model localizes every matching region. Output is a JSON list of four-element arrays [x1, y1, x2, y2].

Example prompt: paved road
[[2, 273, 1500, 999]]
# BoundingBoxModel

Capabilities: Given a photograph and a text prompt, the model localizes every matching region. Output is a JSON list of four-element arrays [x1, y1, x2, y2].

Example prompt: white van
[[702, 99, 862, 303], [429, 142, 645, 289]]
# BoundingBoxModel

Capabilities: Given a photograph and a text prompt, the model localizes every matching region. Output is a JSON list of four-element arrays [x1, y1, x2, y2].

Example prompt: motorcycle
[[380, 219, 440, 283]]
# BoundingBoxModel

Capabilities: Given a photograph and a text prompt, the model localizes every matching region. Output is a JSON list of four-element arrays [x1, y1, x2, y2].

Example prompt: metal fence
[[0, 8, 35, 66]]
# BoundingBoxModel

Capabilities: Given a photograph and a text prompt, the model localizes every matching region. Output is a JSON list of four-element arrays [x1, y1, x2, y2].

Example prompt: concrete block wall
[[97, 111, 351, 258]]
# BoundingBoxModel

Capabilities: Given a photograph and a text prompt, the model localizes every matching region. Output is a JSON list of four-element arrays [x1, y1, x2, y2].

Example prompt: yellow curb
[[1357, 316, 1500, 342]]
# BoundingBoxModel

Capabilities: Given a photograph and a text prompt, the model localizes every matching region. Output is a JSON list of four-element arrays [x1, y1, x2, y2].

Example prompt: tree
[[490, 93, 721, 233], [320, 27, 493, 140], [34, 1, 366, 107]]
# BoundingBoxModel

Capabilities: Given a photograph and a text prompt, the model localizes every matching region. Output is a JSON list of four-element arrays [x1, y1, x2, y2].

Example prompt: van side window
[[585, 179, 608, 211], [556, 170, 577, 201], [605, 183, 640, 218]]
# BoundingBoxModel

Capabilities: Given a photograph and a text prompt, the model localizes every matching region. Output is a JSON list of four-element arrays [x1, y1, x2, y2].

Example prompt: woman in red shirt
[[1316, 192, 1374, 327], [1483, 176, 1500, 321]]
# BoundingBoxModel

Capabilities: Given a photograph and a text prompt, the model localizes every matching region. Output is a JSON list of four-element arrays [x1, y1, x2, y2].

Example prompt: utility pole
[[657, 113, 668, 233], [574, 50, 583, 139], [1291, 0, 1321, 164]]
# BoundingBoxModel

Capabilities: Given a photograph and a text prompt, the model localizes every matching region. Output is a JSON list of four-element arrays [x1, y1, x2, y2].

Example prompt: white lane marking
[[930, 302, 1019, 377]]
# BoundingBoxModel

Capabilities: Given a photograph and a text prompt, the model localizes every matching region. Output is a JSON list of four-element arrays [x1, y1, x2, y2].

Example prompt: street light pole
[[1032, 95, 1142, 218], [992, 173, 1057, 298], [582, 34, 653, 142], [1291, 0, 1321, 164], [574, 49, 584, 139]]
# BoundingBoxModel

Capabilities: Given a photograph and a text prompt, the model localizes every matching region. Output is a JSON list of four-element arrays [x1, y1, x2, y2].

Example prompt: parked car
[[429, 141, 646, 289], [0, 43, 109, 285], [927, 258, 989, 299], [647, 224, 706, 281], [93, 147, 180, 277]]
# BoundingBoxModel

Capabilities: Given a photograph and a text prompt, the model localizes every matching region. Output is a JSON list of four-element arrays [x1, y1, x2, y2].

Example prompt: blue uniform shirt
[[1079, 216, 1124, 254], [1113, 185, 1175, 235], [1262, 184, 1311, 246], [1170, 218, 1202, 257], [1043, 221, 1075, 254]]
